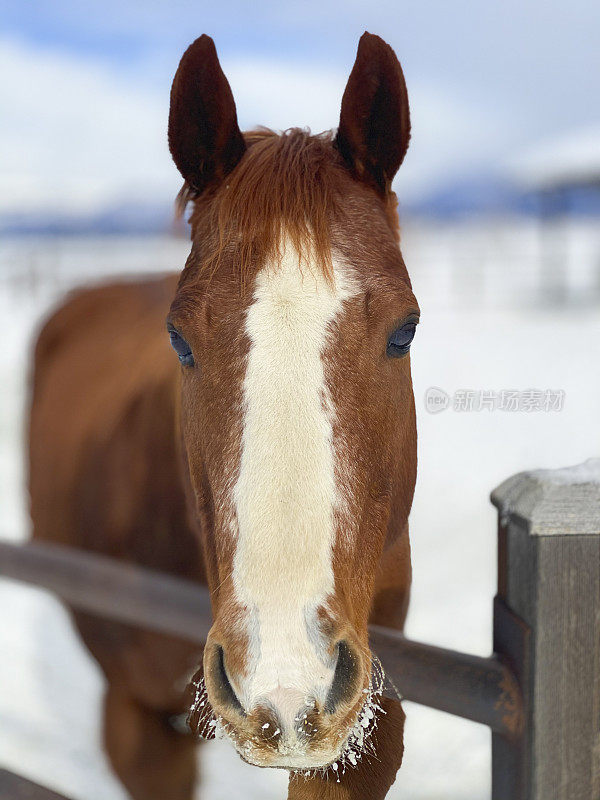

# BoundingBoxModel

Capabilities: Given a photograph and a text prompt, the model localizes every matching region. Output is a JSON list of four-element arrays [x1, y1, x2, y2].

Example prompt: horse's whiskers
[[290, 655, 388, 783], [188, 675, 243, 748], [189, 656, 391, 782], [188, 676, 219, 740]]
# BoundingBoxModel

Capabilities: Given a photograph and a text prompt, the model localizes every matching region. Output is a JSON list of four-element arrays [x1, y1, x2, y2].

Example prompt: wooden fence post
[[491, 459, 600, 800]]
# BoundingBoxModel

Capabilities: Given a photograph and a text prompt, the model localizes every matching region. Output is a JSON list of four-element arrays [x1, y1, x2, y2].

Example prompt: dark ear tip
[[357, 31, 397, 63], [195, 34, 217, 53], [359, 31, 380, 45], [190, 34, 216, 50], [179, 34, 217, 67]]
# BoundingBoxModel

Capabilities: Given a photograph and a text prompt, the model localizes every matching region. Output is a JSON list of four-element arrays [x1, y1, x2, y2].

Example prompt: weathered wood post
[[491, 459, 600, 800]]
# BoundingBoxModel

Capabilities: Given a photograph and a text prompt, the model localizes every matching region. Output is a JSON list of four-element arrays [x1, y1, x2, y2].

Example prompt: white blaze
[[232, 241, 357, 717]]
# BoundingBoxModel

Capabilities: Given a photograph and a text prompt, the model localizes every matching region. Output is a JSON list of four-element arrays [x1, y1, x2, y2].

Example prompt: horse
[[28, 31, 418, 800]]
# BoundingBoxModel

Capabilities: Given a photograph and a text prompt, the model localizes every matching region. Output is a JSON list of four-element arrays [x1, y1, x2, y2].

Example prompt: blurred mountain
[[508, 125, 600, 191], [403, 172, 531, 218], [405, 126, 600, 220], [0, 199, 176, 236], [405, 174, 600, 220]]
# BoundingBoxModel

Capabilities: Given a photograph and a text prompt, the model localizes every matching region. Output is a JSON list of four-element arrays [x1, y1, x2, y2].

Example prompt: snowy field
[[1, 220, 599, 799]]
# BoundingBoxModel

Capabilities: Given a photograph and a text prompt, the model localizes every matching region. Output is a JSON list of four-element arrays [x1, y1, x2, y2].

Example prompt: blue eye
[[387, 321, 417, 358], [167, 324, 194, 367]]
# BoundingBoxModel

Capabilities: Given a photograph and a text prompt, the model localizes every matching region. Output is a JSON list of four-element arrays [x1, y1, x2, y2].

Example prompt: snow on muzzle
[[190, 627, 383, 771]]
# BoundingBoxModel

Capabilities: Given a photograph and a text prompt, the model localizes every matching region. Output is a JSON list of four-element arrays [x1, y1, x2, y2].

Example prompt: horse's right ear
[[168, 35, 246, 194]]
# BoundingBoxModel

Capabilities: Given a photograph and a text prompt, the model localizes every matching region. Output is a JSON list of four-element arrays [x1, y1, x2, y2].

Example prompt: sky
[[1, 0, 599, 214]]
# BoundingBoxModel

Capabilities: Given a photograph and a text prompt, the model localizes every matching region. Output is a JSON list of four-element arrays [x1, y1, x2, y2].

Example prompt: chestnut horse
[[29, 32, 418, 800]]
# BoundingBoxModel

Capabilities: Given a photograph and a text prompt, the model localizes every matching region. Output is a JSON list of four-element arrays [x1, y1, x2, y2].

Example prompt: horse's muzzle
[[201, 635, 371, 769]]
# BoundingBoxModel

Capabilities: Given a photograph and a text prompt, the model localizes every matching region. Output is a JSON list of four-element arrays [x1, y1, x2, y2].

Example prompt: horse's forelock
[[177, 128, 397, 289]]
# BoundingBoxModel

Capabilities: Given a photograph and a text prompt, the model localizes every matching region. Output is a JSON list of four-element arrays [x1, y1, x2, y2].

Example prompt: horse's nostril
[[212, 645, 245, 715], [324, 640, 360, 714]]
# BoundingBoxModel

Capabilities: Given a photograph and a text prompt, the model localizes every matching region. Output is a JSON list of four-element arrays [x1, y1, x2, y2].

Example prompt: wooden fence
[[0, 460, 598, 799]]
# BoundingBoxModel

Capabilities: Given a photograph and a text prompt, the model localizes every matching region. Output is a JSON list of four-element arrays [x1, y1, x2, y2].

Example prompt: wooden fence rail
[[1, 459, 598, 799], [0, 539, 521, 736], [0, 769, 72, 800]]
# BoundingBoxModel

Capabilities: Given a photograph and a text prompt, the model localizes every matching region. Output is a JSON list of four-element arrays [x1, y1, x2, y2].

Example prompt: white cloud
[[508, 124, 600, 189], [226, 57, 346, 135], [399, 83, 505, 199], [228, 56, 505, 200], [0, 37, 178, 214], [0, 36, 506, 215]]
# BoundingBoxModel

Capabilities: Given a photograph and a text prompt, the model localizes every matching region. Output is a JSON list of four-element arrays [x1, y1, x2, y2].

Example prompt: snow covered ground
[[1, 221, 598, 799]]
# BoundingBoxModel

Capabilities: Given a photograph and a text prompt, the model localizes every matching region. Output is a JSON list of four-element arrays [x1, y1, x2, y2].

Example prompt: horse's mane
[[177, 128, 349, 284]]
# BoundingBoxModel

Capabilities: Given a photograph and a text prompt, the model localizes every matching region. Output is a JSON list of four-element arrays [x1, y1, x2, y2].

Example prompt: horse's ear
[[168, 35, 246, 194], [335, 32, 410, 194]]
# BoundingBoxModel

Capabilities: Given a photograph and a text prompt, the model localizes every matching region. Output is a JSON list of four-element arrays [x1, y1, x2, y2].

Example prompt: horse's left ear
[[168, 35, 246, 194], [335, 32, 410, 194]]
